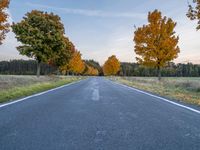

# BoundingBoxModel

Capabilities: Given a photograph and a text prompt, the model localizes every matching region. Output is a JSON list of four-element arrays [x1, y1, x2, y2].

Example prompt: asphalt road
[[0, 77, 200, 150]]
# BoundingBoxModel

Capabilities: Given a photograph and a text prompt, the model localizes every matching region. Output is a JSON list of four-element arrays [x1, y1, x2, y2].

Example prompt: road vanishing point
[[0, 77, 200, 150]]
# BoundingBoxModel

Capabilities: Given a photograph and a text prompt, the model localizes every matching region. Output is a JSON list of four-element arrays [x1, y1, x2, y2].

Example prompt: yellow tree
[[84, 65, 99, 76], [187, 0, 200, 30], [0, 0, 9, 45], [103, 55, 120, 76], [67, 50, 85, 75], [83, 65, 92, 75], [134, 10, 180, 80], [90, 67, 99, 76]]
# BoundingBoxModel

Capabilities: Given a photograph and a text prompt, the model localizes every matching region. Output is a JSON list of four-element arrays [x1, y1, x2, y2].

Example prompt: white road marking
[[110, 80, 200, 115], [0, 79, 85, 109], [92, 88, 100, 101]]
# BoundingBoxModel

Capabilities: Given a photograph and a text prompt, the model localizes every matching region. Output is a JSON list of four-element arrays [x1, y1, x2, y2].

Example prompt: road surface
[[0, 77, 200, 150]]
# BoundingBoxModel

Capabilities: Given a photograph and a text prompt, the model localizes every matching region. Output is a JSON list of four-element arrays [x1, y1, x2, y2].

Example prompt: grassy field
[[110, 77, 200, 106], [0, 75, 85, 103]]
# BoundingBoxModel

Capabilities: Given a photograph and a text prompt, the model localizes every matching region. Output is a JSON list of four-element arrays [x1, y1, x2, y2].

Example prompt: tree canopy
[[84, 64, 99, 76], [61, 50, 85, 75], [134, 10, 180, 80], [103, 55, 120, 76], [12, 10, 72, 77], [84, 59, 102, 75], [49, 37, 75, 71]]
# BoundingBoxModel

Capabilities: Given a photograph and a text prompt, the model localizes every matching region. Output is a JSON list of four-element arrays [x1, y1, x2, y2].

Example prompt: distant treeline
[[0, 60, 200, 77], [0, 60, 57, 75], [120, 62, 200, 77], [0, 59, 102, 75]]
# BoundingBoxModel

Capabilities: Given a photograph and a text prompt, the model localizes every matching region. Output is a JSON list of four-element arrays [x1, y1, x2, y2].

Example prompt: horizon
[[0, 0, 200, 65]]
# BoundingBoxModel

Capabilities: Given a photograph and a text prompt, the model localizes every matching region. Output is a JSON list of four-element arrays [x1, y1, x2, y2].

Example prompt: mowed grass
[[0, 75, 85, 103], [110, 77, 200, 106]]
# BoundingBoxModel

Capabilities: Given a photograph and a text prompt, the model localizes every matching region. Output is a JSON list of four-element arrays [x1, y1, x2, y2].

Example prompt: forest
[[0, 59, 200, 77], [0, 59, 102, 76]]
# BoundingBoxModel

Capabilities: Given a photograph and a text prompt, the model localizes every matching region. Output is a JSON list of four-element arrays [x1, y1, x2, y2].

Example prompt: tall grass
[[0, 75, 84, 103], [110, 77, 200, 106]]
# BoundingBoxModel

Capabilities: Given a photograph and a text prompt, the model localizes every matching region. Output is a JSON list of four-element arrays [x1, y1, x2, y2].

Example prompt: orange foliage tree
[[61, 50, 85, 75], [103, 55, 120, 76], [187, 0, 200, 30], [0, 0, 9, 45], [84, 65, 99, 76], [134, 10, 180, 80]]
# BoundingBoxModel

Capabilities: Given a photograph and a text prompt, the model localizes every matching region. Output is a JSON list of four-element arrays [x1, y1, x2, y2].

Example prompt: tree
[[83, 65, 99, 76], [0, 0, 10, 45], [12, 10, 68, 77], [61, 50, 85, 75], [84, 59, 101, 75], [90, 67, 99, 76], [49, 37, 75, 73], [187, 0, 200, 30], [103, 55, 120, 76], [133, 10, 180, 80]]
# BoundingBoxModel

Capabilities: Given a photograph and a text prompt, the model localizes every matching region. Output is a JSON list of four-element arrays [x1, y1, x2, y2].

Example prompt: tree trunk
[[37, 61, 41, 78], [157, 66, 161, 81]]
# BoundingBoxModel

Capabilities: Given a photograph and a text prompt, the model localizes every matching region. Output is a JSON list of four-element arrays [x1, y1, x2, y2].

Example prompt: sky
[[0, 0, 200, 65]]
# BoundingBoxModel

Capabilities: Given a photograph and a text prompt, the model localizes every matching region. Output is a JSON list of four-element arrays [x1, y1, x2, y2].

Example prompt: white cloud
[[26, 2, 146, 19]]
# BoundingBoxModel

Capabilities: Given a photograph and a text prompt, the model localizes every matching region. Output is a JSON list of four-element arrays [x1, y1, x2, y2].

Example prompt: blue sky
[[1, 0, 200, 64]]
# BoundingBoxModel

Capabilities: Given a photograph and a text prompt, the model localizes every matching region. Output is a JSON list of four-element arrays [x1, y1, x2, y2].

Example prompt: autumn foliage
[[84, 65, 99, 76], [61, 50, 85, 75], [0, 0, 9, 45], [134, 10, 180, 80], [103, 55, 120, 76], [187, 0, 200, 30]]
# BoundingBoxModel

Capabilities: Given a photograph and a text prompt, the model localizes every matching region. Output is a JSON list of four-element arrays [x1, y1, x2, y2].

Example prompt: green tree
[[134, 10, 180, 80], [12, 10, 67, 77], [49, 37, 74, 72]]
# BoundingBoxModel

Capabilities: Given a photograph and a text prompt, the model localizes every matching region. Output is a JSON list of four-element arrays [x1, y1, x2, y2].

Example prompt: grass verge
[[0, 75, 85, 104], [109, 77, 200, 106]]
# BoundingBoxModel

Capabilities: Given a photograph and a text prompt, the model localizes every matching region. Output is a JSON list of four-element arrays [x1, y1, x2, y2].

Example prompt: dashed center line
[[92, 88, 100, 101]]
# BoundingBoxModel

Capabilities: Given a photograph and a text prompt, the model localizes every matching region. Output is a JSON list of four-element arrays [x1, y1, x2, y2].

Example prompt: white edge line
[[110, 80, 200, 114], [0, 79, 85, 108]]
